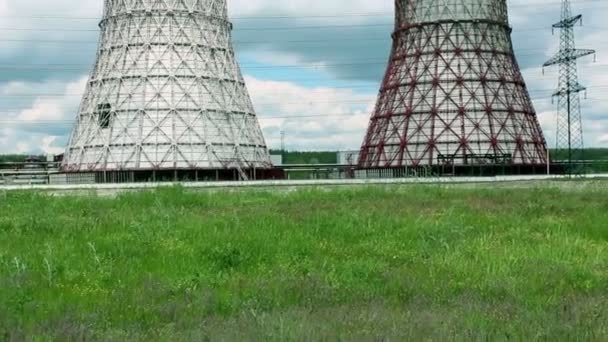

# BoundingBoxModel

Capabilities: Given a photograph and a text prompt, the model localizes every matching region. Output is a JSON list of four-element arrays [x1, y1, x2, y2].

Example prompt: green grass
[[1, 184, 608, 340]]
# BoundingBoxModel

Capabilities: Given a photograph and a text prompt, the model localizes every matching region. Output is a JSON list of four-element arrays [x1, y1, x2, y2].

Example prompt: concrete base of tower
[[49, 163, 589, 185], [57, 168, 285, 184], [355, 163, 553, 179]]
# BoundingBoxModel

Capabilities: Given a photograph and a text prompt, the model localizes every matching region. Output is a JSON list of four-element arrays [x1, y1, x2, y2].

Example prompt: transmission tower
[[543, 0, 595, 175]]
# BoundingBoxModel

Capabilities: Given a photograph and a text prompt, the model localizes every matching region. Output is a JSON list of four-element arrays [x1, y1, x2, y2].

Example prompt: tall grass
[[0, 183, 607, 340]]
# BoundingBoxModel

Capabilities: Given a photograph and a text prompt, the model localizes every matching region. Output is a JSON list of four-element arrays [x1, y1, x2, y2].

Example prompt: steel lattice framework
[[359, 0, 548, 168], [543, 0, 595, 171], [63, 0, 271, 173]]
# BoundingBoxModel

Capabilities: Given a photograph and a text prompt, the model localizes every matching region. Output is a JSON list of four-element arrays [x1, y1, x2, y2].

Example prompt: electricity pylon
[[543, 0, 595, 175]]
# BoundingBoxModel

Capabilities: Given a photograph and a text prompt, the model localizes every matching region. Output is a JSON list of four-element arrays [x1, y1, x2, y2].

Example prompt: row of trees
[[269, 150, 338, 165], [0, 155, 45, 163]]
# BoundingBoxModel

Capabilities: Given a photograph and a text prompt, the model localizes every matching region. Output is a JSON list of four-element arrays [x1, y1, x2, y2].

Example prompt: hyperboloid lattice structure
[[63, 0, 271, 174], [359, 0, 548, 169]]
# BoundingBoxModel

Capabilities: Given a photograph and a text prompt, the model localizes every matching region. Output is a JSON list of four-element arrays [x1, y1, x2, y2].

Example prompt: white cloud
[[14, 77, 86, 123], [40, 136, 64, 155], [0, 76, 86, 154], [245, 75, 375, 150]]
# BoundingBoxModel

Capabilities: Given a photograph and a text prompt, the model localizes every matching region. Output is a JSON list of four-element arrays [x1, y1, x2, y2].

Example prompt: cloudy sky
[[0, 0, 605, 155]]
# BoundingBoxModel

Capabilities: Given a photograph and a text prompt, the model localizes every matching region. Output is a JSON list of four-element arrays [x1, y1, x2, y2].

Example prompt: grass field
[[1, 183, 607, 340]]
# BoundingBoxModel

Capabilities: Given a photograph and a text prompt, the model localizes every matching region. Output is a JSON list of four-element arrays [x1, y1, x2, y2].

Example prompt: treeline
[[269, 150, 338, 164], [0, 155, 45, 163], [550, 148, 608, 160]]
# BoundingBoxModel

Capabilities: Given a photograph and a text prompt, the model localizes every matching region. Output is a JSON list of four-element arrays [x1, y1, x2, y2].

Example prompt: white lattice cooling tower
[[63, 0, 272, 173]]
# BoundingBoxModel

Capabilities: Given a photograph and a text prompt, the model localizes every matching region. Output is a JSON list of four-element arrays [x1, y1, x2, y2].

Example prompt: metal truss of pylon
[[358, 0, 548, 169], [62, 0, 272, 177], [543, 0, 595, 175]]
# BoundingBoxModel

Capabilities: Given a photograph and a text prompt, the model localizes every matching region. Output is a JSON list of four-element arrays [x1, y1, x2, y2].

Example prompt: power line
[[0, 91, 606, 119], [0, 112, 369, 123], [0, 33, 606, 46], [0, 0, 604, 21], [0, 58, 603, 73], [0, 100, 605, 125], [0, 47, 599, 70], [1, 81, 606, 101], [0, 56, 387, 67], [0, 91, 590, 106], [0, 23, 605, 33]]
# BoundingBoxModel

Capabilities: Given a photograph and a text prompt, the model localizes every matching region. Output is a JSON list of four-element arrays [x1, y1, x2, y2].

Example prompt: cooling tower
[[63, 0, 271, 174], [359, 0, 548, 170]]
